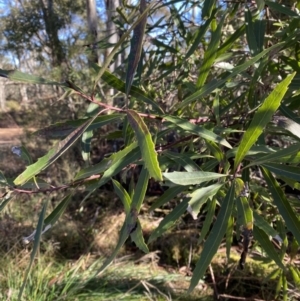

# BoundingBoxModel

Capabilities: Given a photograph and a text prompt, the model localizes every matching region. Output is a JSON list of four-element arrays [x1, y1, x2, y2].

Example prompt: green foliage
[[2, 1, 300, 299]]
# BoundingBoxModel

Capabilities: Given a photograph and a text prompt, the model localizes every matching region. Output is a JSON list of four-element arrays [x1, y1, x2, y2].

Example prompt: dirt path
[[0, 128, 36, 144]]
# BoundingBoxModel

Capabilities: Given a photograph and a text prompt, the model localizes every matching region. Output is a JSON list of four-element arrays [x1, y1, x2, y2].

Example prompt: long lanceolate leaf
[[201, 0, 216, 19], [0, 69, 62, 85], [93, 1, 155, 90], [188, 181, 235, 293], [164, 116, 232, 148], [261, 162, 300, 182], [0, 191, 14, 212], [188, 183, 224, 217], [96, 167, 149, 275], [36, 114, 123, 138], [233, 72, 296, 171], [163, 171, 227, 186], [245, 6, 259, 56], [253, 226, 286, 271], [245, 142, 300, 167], [100, 68, 164, 114], [43, 194, 72, 228], [130, 167, 149, 252], [196, 14, 224, 88], [261, 167, 300, 245], [178, 42, 286, 108], [127, 109, 162, 181], [75, 141, 138, 180], [18, 200, 48, 300], [112, 179, 131, 214], [126, 0, 147, 97], [185, 9, 217, 60], [14, 112, 102, 186], [148, 198, 189, 243], [150, 186, 185, 211]]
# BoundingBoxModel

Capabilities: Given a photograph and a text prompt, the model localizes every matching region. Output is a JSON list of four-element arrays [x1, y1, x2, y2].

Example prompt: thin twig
[[219, 294, 265, 301], [209, 264, 219, 300]]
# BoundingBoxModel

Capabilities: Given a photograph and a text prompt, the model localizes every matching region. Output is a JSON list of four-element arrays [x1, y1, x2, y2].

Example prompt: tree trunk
[[0, 78, 5, 111], [86, 0, 99, 64], [20, 85, 29, 109], [105, 0, 121, 105], [39, 0, 67, 75]]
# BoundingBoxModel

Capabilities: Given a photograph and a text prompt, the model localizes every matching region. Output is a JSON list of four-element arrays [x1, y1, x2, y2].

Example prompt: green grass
[[0, 250, 213, 301]]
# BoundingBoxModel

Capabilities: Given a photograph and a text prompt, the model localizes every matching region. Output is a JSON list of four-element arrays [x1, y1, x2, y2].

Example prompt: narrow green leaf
[[127, 110, 162, 181], [276, 116, 300, 139], [226, 215, 234, 262], [17, 178, 51, 190], [98, 146, 141, 187], [248, 56, 268, 108], [130, 219, 149, 253], [164, 116, 232, 148], [75, 141, 138, 180], [150, 186, 185, 211], [73, 145, 139, 205], [36, 114, 122, 138], [206, 140, 226, 162], [213, 95, 220, 126], [112, 179, 131, 214], [0, 170, 8, 186], [234, 72, 296, 171], [236, 196, 253, 230], [126, 0, 147, 96], [96, 192, 147, 274], [197, 14, 224, 88], [289, 266, 300, 286], [227, 145, 277, 161], [93, 1, 155, 90], [150, 38, 178, 54], [163, 151, 201, 172], [188, 181, 235, 293], [254, 19, 266, 53], [81, 130, 93, 162], [0, 69, 62, 85], [185, 10, 217, 59], [202, 0, 216, 19], [245, 6, 258, 56], [44, 194, 72, 228], [245, 142, 300, 167], [77, 155, 139, 209], [14, 113, 102, 186], [255, 0, 265, 11], [95, 222, 130, 274], [75, 158, 111, 181], [81, 103, 99, 162], [188, 183, 224, 217], [18, 200, 48, 300], [261, 167, 300, 245], [262, 162, 300, 182], [216, 24, 245, 57], [253, 211, 279, 239], [198, 198, 216, 244], [163, 171, 227, 186], [148, 198, 188, 243], [279, 104, 300, 124], [275, 270, 283, 298], [131, 166, 149, 211], [0, 191, 14, 212], [253, 226, 286, 270], [179, 42, 285, 108], [265, 0, 299, 17]]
